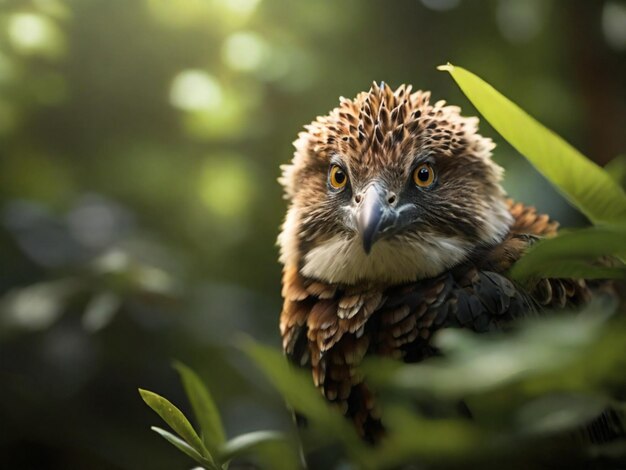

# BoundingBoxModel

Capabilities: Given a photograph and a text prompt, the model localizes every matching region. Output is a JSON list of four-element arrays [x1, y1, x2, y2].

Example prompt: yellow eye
[[413, 163, 435, 188], [329, 165, 348, 189]]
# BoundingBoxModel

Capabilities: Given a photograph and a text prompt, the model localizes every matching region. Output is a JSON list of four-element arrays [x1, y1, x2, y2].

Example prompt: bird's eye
[[413, 163, 435, 188], [329, 165, 348, 190]]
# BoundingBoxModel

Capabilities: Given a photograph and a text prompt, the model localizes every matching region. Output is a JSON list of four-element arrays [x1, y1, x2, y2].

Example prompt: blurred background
[[0, 0, 625, 468]]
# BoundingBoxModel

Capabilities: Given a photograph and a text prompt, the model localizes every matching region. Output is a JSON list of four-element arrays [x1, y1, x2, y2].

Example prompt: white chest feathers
[[300, 234, 472, 284]]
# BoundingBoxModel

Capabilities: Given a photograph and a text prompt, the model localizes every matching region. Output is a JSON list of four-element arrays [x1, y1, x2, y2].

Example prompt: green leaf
[[605, 155, 626, 189], [514, 393, 610, 436], [151, 426, 215, 467], [513, 259, 626, 281], [369, 309, 626, 425], [138, 388, 214, 465], [173, 361, 226, 460], [438, 63, 626, 225], [241, 339, 365, 453], [510, 225, 626, 280], [367, 406, 488, 469], [366, 311, 613, 400], [220, 431, 302, 470]]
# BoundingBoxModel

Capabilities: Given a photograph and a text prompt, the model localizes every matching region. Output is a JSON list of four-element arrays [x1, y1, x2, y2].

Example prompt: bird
[[277, 81, 606, 444]]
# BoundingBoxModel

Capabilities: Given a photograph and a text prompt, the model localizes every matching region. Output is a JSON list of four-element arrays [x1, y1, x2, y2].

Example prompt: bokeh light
[[420, 0, 461, 12], [221, 0, 262, 17], [198, 155, 255, 220], [602, 1, 626, 51], [169, 70, 223, 112], [221, 31, 268, 72], [7, 12, 64, 58], [496, 0, 544, 44]]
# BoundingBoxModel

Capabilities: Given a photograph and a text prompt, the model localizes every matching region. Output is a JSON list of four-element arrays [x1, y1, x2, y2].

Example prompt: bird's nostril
[[387, 194, 397, 205], [355, 194, 362, 203]]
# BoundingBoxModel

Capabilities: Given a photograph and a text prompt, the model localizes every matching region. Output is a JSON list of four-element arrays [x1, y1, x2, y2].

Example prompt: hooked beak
[[356, 183, 398, 254]]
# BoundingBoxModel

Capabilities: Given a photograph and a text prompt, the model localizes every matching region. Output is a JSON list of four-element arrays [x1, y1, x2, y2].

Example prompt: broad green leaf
[[510, 225, 626, 280], [220, 431, 302, 470], [173, 361, 226, 459], [438, 64, 626, 224], [151, 426, 216, 467], [138, 388, 214, 465], [366, 310, 626, 402]]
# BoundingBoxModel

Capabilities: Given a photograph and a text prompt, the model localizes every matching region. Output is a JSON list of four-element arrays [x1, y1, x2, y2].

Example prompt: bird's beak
[[356, 183, 398, 254]]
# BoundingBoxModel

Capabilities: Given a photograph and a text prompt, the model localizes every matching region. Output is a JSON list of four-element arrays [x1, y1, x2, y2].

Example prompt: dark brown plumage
[[278, 82, 599, 442]]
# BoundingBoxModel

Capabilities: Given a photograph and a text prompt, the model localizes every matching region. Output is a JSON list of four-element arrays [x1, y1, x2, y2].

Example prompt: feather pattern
[[280, 202, 593, 442]]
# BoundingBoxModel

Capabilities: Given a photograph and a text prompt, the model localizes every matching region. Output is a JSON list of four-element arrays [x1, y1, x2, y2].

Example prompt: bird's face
[[279, 83, 512, 285]]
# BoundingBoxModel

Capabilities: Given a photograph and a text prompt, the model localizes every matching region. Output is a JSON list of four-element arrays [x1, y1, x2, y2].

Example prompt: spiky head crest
[[281, 81, 495, 200]]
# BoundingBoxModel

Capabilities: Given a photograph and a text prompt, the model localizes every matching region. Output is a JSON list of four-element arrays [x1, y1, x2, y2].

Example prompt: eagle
[[277, 82, 604, 443]]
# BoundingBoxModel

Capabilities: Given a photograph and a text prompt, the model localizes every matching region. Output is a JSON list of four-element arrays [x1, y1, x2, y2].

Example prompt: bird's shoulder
[[477, 199, 558, 273], [475, 200, 593, 310]]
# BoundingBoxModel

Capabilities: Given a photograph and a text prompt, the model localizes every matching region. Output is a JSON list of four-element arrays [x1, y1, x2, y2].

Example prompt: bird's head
[[279, 82, 512, 285]]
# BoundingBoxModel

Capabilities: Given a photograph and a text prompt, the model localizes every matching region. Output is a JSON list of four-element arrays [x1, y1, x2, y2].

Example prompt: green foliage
[[219, 431, 301, 470], [365, 304, 624, 400], [150, 426, 213, 467], [510, 225, 626, 280], [439, 64, 626, 225], [139, 388, 217, 469], [173, 361, 226, 458], [143, 313, 626, 469], [140, 66, 626, 468], [140, 363, 301, 470], [606, 155, 626, 189], [242, 339, 364, 452]]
